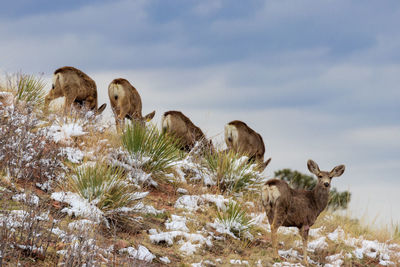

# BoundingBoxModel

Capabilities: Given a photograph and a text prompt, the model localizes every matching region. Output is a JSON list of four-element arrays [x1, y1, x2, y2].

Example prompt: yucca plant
[[202, 150, 266, 194], [68, 164, 140, 228], [14, 73, 46, 107], [215, 201, 254, 239], [121, 122, 182, 173]]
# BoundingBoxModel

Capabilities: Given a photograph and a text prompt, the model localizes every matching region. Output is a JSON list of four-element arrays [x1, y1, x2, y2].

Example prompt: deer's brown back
[[108, 78, 143, 119], [163, 111, 206, 149], [226, 120, 265, 160]]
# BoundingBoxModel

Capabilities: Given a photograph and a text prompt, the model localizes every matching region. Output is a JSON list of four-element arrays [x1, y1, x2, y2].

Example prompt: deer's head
[[307, 159, 345, 189]]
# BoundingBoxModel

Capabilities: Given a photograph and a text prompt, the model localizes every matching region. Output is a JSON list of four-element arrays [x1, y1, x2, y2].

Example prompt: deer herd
[[43, 66, 345, 265]]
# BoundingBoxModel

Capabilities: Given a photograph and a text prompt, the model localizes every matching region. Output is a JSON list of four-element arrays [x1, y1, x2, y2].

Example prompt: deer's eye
[[318, 175, 323, 178]]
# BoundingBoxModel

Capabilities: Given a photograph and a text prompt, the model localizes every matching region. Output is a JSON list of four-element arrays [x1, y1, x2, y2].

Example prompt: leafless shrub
[[55, 221, 112, 266], [0, 191, 58, 265], [0, 102, 66, 190]]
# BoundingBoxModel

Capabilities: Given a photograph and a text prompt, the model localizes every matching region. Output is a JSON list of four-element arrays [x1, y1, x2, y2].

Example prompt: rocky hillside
[[0, 78, 399, 266]]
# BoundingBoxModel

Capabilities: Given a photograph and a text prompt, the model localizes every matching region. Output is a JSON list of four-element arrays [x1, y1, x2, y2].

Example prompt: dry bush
[[55, 225, 110, 267], [0, 191, 58, 265], [0, 102, 66, 190]]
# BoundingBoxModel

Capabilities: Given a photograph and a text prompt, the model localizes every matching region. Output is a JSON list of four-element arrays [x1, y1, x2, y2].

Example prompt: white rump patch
[[108, 83, 126, 101], [52, 73, 62, 88], [262, 185, 280, 205], [224, 124, 239, 145], [162, 114, 172, 131]]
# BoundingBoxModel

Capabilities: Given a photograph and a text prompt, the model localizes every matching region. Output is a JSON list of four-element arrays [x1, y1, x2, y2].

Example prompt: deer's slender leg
[[117, 111, 126, 131], [64, 95, 75, 115], [270, 224, 278, 258], [300, 225, 310, 266], [270, 205, 284, 258], [114, 115, 121, 132]]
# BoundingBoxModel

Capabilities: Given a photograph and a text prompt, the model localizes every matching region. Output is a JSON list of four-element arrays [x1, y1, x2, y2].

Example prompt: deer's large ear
[[144, 110, 156, 122], [97, 103, 107, 115], [264, 158, 272, 169], [330, 165, 345, 178], [307, 159, 320, 175]]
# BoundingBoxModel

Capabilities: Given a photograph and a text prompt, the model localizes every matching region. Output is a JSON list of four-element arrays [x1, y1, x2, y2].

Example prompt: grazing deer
[[108, 78, 155, 130], [224, 120, 271, 171], [44, 66, 106, 114], [261, 159, 345, 265], [162, 110, 213, 152]]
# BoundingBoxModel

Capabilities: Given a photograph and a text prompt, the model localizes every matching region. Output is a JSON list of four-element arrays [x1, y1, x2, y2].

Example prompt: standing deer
[[224, 120, 271, 171], [44, 66, 106, 114], [162, 110, 213, 152], [108, 78, 155, 130], [261, 159, 345, 265]]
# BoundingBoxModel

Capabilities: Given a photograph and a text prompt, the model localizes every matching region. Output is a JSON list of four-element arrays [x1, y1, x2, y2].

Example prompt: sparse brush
[[0, 103, 65, 188], [7, 73, 47, 108], [0, 192, 59, 264], [68, 164, 140, 228], [216, 201, 254, 239], [121, 122, 182, 173], [202, 150, 265, 194]]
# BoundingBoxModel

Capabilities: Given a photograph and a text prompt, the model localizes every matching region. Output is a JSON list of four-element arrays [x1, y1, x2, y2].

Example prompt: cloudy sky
[[1, 0, 399, 225]]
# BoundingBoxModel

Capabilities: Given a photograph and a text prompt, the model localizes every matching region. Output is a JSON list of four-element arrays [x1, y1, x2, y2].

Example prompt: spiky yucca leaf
[[68, 164, 139, 227], [15, 73, 46, 107], [216, 201, 253, 239], [203, 150, 265, 194], [122, 122, 182, 173]]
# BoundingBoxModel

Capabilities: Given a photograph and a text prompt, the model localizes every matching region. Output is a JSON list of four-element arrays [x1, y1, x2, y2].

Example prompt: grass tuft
[[68, 164, 140, 228], [202, 150, 265, 194], [9, 73, 47, 107], [216, 201, 254, 239], [121, 122, 182, 173]]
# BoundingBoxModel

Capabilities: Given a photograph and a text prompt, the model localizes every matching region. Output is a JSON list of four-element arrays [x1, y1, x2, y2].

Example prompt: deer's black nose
[[324, 182, 330, 188]]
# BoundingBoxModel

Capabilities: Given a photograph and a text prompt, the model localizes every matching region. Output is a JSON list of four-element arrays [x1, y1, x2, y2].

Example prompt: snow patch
[[149, 230, 212, 256], [165, 215, 189, 232], [174, 194, 232, 212], [308, 236, 328, 252], [175, 195, 202, 211], [12, 193, 39, 206], [328, 226, 345, 241], [120, 245, 155, 262], [230, 259, 249, 265], [159, 256, 171, 264], [48, 123, 86, 143], [179, 240, 201, 255], [51, 191, 104, 223], [177, 188, 188, 194], [61, 147, 84, 163]]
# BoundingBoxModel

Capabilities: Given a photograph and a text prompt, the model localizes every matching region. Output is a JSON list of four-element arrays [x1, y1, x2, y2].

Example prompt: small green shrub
[[68, 164, 139, 227], [121, 122, 182, 173], [202, 150, 265, 194], [12, 73, 46, 107], [216, 201, 254, 239]]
